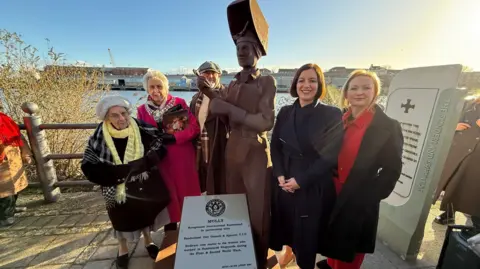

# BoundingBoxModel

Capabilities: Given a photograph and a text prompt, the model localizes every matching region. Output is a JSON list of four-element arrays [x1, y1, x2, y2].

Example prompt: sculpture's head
[[227, 0, 269, 64], [227, 0, 268, 69], [235, 30, 262, 68]]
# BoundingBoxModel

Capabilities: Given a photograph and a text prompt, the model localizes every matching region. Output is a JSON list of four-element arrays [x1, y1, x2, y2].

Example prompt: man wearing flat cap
[[82, 95, 171, 269], [191, 61, 229, 195], [196, 1, 276, 267]]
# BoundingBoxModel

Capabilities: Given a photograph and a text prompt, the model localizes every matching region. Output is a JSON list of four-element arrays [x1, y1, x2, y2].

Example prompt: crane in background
[[108, 48, 116, 67]]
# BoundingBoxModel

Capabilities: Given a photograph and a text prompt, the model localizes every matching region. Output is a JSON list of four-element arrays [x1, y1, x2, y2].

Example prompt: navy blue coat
[[269, 100, 343, 269]]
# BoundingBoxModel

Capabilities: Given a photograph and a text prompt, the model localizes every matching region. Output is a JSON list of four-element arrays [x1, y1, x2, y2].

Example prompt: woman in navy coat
[[269, 63, 343, 269]]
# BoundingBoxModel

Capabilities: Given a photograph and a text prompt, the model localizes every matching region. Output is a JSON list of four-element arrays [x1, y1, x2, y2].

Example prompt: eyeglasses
[[108, 111, 129, 120], [149, 85, 164, 92]]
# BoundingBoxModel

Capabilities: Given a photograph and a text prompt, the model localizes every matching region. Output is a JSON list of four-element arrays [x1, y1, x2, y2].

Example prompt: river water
[[112, 90, 386, 117], [0, 88, 385, 117], [111, 90, 298, 117]]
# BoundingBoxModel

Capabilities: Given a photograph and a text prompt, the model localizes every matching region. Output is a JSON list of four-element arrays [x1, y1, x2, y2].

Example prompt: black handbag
[[437, 225, 480, 269]]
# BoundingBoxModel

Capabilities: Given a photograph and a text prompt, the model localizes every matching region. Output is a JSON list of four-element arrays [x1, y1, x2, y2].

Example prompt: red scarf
[[0, 112, 23, 149]]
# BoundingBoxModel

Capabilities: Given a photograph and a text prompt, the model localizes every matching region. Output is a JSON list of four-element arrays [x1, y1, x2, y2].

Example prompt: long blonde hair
[[341, 70, 381, 109]]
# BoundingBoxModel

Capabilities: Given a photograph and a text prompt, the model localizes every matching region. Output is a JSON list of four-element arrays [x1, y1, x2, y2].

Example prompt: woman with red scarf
[[317, 70, 404, 269], [0, 112, 32, 227]]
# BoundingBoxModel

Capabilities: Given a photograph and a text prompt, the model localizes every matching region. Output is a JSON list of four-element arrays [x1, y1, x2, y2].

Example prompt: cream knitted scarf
[[102, 118, 144, 204]]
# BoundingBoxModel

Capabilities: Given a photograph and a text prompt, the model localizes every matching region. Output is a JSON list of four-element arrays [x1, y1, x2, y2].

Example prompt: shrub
[[323, 85, 342, 107], [0, 29, 108, 181]]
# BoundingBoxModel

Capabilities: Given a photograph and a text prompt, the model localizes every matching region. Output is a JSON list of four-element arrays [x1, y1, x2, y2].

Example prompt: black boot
[[164, 223, 177, 231], [434, 211, 455, 225], [116, 252, 129, 269], [0, 217, 15, 227], [316, 259, 332, 269], [146, 244, 160, 259]]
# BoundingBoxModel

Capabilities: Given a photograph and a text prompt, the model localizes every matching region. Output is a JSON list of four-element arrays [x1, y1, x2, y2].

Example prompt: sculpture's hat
[[227, 0, 269, 56]]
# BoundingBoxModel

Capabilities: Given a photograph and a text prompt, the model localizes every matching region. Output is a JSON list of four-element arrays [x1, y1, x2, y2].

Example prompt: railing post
[[22, 102, 61, 203]]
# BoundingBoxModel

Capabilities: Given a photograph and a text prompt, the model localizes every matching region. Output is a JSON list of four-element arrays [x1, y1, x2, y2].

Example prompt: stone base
[[377, 215, 420, 261], [154, 230, 281, 269]]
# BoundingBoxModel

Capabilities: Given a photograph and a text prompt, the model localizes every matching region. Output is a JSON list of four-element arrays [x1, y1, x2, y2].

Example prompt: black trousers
[[472, 215, 480, 229], [0, 194, 18, 220], [164, 223, 177, 231], [438, 206, 456, 219], [441, 209, 480, 230]]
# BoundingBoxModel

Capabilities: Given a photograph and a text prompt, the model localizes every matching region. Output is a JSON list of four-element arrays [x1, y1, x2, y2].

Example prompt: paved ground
[[0, 191, 467, 269]]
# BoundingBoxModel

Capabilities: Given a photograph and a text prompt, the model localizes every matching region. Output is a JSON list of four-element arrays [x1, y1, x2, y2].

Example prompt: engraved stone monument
[[174, 194, 257, 269], [378, 64, 467, 260]]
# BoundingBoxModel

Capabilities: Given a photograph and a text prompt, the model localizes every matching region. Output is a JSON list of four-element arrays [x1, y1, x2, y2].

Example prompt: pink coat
[[137, 95, 201, 223]]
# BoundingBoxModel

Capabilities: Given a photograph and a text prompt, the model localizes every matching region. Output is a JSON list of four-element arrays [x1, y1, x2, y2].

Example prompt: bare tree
[[0, 29, 108, 181]]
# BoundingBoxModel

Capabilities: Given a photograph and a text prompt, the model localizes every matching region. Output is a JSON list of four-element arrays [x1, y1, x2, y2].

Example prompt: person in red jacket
[[0, 112, 32, 227], [317, 70, 404, 269]]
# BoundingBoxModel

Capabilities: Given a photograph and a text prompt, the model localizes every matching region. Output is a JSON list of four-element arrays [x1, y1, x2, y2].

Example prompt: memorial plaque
[[385, 89, 438, 205], [174, 194, 257, 269], [378, 64, 466, 260]]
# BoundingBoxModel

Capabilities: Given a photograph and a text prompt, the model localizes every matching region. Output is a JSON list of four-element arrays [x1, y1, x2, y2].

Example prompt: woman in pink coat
[[137, 69, 201, 230]]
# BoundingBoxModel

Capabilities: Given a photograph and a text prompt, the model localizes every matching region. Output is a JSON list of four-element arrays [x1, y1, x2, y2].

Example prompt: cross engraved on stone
[[401, 99, 415, 113]]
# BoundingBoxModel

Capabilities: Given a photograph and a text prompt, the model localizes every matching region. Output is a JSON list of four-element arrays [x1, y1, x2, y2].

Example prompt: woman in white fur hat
[[81, 95, 171, 269]]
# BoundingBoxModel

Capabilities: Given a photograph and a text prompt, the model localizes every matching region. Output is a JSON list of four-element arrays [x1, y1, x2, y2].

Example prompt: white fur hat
[[96, 95, 132, 120]]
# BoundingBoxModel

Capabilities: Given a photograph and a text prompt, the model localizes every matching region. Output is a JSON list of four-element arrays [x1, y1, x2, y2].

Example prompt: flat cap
[[194, 61, 222, 75]]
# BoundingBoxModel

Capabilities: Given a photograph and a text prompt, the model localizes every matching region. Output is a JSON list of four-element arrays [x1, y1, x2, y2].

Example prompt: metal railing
[[20, 102, 97, 203]]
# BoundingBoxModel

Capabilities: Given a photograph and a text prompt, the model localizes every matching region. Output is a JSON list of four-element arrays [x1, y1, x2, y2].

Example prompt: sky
[[1, 0, 479, 73]]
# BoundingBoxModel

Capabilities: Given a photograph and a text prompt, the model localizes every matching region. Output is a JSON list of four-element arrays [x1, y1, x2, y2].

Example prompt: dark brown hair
[[289, 63, 327, 100]]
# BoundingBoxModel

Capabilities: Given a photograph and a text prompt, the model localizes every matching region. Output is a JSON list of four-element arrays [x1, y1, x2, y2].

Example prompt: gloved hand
[[197, 76, 217, 99], [119, 157, 149, 204], [197, 75, 214, 90], [210, 98, 232, 115], [161, 133, 176, 145], [145, 138, 167, 167], [128, 158, 148, 177], [145, 149, 160, 168], [165, 104, 183, 114], [146, 147, 166, 166], [149, 138, 163, 151]]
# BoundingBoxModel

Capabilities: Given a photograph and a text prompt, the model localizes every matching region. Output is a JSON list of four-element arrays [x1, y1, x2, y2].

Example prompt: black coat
[[81, 122, 170, 232], [433, 100, 480, 217], [269, 100, 343, 269], [321, 106, 404, 262]]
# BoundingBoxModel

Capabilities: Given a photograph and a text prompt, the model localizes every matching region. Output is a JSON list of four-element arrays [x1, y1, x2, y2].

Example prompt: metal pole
[[22, 102, 61, 203]]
